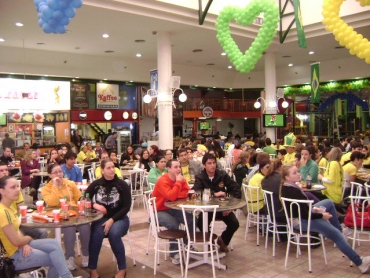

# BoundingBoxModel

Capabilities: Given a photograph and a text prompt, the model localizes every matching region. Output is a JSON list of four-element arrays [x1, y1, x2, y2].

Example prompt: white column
[[264, 52, 277, 141], [157, 32, 173, 150]]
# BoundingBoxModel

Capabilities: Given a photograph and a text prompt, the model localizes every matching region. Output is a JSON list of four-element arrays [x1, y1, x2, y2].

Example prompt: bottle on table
[[79, 191, 86, 215], [84, 193, 92, 217], [306, 174, 312, 189]]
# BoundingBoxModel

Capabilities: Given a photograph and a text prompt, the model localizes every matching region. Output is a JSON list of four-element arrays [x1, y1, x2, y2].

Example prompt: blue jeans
[[20, 226, 48, 239], [157, 209, 194, 256], [298, 199, 362, 266], [88, 215, 130, 270], [11, 239, 72, 278], [63, 223, 90, 258]]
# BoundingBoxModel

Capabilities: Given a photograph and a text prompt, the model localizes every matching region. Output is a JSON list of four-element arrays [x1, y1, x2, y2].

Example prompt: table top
[[302, 184, 327, 192], [20, 207, 103, 229], [32, 171, 49, 176], [120, 165, 135, 170], [165, 197, 246, 212]]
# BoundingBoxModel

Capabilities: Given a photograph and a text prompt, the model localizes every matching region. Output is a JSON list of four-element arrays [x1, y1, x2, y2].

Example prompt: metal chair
[[128, 169, 145, 207], [75, 163, 85, 176], [281, 197, 327, 273], [148, 197, 186, 276], [263, 190, 288, 256], [87, 167, 95, 183], [243, 184, 267, 246], [180, 204, 220, 278]]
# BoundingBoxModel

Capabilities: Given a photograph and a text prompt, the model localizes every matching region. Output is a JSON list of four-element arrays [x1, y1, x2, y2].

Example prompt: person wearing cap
[[283, 133, 296, 164]]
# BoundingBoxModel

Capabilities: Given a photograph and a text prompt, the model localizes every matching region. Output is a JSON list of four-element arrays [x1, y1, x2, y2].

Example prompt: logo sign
[[96, 83, 119, 109], [202, 106, 214, 118]]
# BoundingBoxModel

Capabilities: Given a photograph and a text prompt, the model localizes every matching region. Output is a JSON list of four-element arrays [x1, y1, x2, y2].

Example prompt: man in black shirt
[[0, 147, 18, 176], [192, 153, 241, 253]]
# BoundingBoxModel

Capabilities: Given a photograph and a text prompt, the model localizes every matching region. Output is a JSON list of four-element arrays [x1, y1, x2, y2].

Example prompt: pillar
[[264, 52, 277, 141], [157, 32, 173, 150]]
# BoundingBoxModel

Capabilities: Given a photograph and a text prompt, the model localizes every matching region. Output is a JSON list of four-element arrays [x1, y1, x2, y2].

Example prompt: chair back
[[350, 182, 364, 202], [263, 190, 278, 224], [87, 168, 95, 183], [179, 205, 218, 245], [128, 169, 145, 195], [147, 197, 161, 237], [243, 184, 264, 213], [281, 197, 313, 237], [75, 164, 85, 175]]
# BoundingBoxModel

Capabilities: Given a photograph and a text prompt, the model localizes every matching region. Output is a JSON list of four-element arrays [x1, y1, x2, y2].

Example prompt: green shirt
[[262, 146, 276, 155], [299, 159, 319, 183], [148, 167, 167, 184]]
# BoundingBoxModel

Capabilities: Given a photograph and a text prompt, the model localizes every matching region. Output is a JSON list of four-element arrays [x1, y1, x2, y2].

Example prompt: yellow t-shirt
[[343, 162, 357, 177], [247, 172, 265, 212], [284, 152, 296, 165], [363, 156, 370, 165], [0, 203, 19, 257], [95, 167, 122, 179], [181, 164, 191, 182], [322, 161, 343, 204], [340, 152, 352, 166]]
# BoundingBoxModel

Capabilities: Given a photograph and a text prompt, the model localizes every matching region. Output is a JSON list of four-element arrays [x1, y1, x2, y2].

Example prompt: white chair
[[148, 197, 186, 276], [180, 204, 220, 278], [143, 190, 154, 255], [263, 190, 288, 256], [87, 168, 95, 183], [75, 163, 85, 176], [281, 197, 327, 273], [128, 169, 145, 207], [243, 184, 267, 246]]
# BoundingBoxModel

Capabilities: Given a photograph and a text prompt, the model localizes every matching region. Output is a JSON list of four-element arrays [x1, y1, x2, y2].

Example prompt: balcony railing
[[182, 99, 257, 112]]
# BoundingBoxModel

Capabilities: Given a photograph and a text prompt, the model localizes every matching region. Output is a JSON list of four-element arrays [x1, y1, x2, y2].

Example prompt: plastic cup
[[82, 179, 87, 185], [59, 199, 66, 208], [187, 190, 195, 201], [53, 209, 60, 223], [319, 206, 326, 213], [78, 201, 85, 215], [195, 190, 201, 203], [62, 203, 69, 211], [20, 205, 27, 218], [36, 201, 44, 214]]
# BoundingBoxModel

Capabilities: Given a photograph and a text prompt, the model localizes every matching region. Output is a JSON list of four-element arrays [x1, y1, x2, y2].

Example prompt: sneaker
[[359, 256, 370, 273], [66, 256, 77, 270], [170, 253, 180, 265], [217, 236, 229, 253], [342, 227, 353, 237], [82, 255, 89, 268]]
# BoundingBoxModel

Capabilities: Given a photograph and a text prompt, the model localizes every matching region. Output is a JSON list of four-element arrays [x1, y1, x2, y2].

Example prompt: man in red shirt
[[152, 159, 194, 265]]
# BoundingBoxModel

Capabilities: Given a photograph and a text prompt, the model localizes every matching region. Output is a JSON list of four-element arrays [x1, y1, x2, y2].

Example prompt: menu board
[[7, 112, 69, 124], [71, 83, 89, 109]]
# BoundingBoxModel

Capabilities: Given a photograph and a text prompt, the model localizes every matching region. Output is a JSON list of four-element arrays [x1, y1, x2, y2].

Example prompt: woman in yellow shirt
[[0, 176, 74, 277], [247, 159, 270, 212]]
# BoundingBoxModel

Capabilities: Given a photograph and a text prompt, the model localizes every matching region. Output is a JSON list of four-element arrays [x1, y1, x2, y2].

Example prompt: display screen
[[263, 114, 286, 127], [0, 114, 7, 126], [199, 121, 210, 130]]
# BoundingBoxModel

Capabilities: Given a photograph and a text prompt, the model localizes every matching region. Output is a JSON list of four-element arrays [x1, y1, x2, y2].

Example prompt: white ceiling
[[0, 0, 369, 89]]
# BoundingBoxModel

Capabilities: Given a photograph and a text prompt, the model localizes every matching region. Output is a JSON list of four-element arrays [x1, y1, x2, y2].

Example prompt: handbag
[[0, 239, 16, 278], [344, 202, 370, 228]]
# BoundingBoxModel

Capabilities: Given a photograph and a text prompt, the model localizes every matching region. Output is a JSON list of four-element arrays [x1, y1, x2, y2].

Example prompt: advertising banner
[[96, 83, 119, 109]]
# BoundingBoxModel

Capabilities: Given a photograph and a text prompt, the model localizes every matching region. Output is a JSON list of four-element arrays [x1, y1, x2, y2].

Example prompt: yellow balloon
[[350, 48, 356, 55], [366, 58, 370, 64]]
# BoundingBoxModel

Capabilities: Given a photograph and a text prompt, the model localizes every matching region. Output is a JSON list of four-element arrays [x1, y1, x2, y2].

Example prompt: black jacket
[[193, 169, 241, 199]]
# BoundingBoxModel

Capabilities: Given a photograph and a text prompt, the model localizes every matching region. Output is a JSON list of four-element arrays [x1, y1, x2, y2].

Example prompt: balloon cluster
[[34, 0, 83, 34], [216, 0, 279, 73], [322, 0, 370, 64]]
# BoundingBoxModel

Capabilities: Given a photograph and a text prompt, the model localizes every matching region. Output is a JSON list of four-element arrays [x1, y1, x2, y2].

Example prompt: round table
[[165, 197, 246, 270], [302, 184, 327, 192], [20, 207, 103, 245]]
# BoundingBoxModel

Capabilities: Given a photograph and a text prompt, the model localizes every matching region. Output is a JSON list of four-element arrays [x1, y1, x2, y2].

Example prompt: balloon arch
[[318, 92, 369, 112]]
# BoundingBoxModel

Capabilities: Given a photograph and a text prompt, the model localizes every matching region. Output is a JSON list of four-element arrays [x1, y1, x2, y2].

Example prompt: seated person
[[152, 159, 193, 265], [0, 176, 74, 277], [343, 151, 365, 190], [15, 142, 30, 161], [95, 151, 122, 179], [134, 149, 154, 172], [42, 163, 90, 270], [61, 151, 82, 183], [248, 159, 271, 213], [0, 147, 19, 176], [47, 148, 63, 166], [20, 149, 41, 202], [109, 150, 120, 168], [231, 151, 249, 186], [148, 154, 167, 185], [193, 153, 241, 253], [177, 148, 203, 182], [120, 145, 135, 166], [77, 144, 96, 164]]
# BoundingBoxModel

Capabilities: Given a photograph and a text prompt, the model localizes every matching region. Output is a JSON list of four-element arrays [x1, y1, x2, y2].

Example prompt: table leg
[[55, 227, 62, 245]]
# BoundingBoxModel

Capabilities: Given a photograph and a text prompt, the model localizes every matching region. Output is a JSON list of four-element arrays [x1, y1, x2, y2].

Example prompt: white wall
[[140, 116, 156, 140]]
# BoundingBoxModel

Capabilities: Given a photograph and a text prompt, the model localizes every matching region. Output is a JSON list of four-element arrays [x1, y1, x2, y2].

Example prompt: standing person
[[2, 133, 15, 150], [0, 176, 76, 278], [105, 132, 118, 152], [283, 133, 297, 164], [21, 149, 41, 202], [299, 146, 319, 184], [94, 141, 105, 159], [0, 162, 47, 239], [42, 164, 90, 270], [280, 164, 370, 274], [177, 148, 203, 183], [120, 145, 135, 166], [148, 154, 167, 184], [86, 159, 131, 278], [193, 153, 241, 253], [71, 130, 83, 150], [152, 159, 193, 264], [15, 142, 30, 161], [61, 151, 82, 183]]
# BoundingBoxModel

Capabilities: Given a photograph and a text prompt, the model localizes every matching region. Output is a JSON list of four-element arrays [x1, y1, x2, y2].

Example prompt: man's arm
[[156, 176, 183, 202], [224, 173, 242, 199]]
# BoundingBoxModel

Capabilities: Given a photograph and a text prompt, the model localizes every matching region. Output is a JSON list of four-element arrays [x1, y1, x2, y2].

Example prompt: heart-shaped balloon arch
[[34, 0, 83, 34], [322, 0, 370, 64], [216, 0, 279, 73]]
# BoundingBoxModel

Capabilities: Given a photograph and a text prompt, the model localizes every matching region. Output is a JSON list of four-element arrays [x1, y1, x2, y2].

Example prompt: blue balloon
[[64, 6, 76, 18], [71, 0, 82, 8], [59, 0, 69, 9], [34, 0, 43, 9], [47, 0, 59, 10], [48, 18, 58, 27], [56, 24, 66, 34], [42, 6, 53, 18], [60, 16, 70, 25], [53, 9, 64, 21], [38, 19, 44, 27], [42, 23, 52, 33]]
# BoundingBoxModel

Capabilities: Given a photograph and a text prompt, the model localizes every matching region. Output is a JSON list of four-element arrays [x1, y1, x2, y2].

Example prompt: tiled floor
[[24, 193, 370, 277]]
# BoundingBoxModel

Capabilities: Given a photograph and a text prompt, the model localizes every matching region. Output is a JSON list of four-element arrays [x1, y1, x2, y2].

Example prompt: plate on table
[[312, 184, 325, 190], [45, 210, 77, 218]]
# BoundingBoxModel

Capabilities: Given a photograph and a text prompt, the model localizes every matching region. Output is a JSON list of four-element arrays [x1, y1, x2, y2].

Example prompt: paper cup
[[62, 203, 69, 211], [20, 205, 27, 218], [82, 179, 87, 185], [52, 209, 60, 223], [59, 199, 66, 208], [36, 201, 44, 214]]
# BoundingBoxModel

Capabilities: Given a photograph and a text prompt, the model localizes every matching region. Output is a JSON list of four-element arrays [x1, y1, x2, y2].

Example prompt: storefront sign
[[7, 112, 69, 124], [0, 79, 70, 110], [202, 106, 214, 118], [96, 83, 119, 109], [71, 83, 89, 108]]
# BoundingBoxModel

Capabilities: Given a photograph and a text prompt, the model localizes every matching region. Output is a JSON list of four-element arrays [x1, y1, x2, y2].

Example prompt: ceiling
[[0, 0, 369, 89]]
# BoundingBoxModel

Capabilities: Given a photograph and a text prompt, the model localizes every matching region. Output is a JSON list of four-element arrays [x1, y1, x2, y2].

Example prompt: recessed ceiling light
[[102, 34, 109, 38], [130, 80, 133, 82], [105, 50, 114, 53], [136, 53, 142, 57], [15, 22, 23, 27], [36, 42, 45, 45], [75, 77, 79, 78], [103, 78, 107, 80], [221, 52, 226, 56], [309, 51, 314, 54], [213, 87, 216, 88], [282, 55, 291, 58], [193, 49, 203, 53], [135, 40, 145, 43], [288, 63, 293, 67], [0, 38, 4, 42], [75, 47, 81, 50], [228, 65, 232, 69], [355, 77, 362, 79], [72, 79, 75, 81], [10, 72, 14, 74], [195, 85, 198, 87], [44, 75, 48, 77]]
